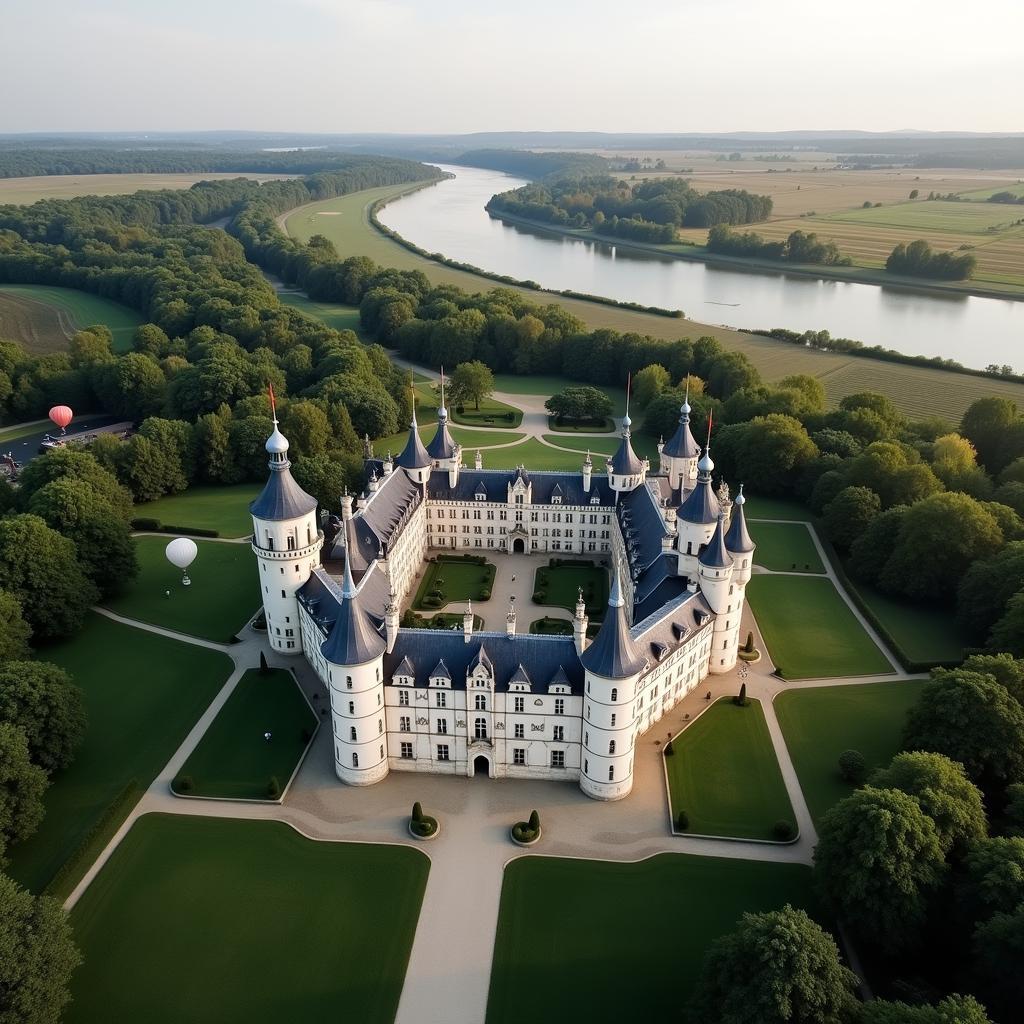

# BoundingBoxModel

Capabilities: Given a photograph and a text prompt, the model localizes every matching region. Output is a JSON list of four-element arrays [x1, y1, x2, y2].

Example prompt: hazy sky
[[3, 0, 1021, 134]]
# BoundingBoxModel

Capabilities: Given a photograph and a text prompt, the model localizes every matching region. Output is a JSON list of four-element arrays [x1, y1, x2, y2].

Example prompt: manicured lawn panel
[[665, 698, 795, 840], [278, 291, 364, 335], [540, 432, 660, 463], [174, 670, 317, 799], [487, 854, 817, 1024], [751, 522, 824, 573], [6, 615, 231, 892], [534, 561, 608, 620], [132, 484, 260, 537], [68, 814, 429, 1024], [372, 426, 525, 458], [745, 497, 814, 522], [493, 374, 627, 415], [414, 555, 496, 610], [103, 536, 260, 643], [775, 681, 928, 822], [530, 617, 573, 635], [747, 575, 892, 678], [847, 581, 968, 664]]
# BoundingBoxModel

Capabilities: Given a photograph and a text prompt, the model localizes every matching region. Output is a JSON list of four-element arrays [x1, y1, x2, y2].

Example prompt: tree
[[292, 454, 362, 512], [191, 411, 237, 484], [687, 904, 858, 1024], [92, 352, 166, 421], [972, 905, 1024, 1021], [879, 493, 1003, 601], [0, 872, 81, 1024], [15, 448, 132, 521], [0, 724, 48, 860], [714, 415, 818, 497], [869, 751, 986, 855], [0, 591, 31, 662], [987, 590, 1024, 657], [838, 750, 867, 784], [814, 787, 946, 952], [632, 364, 671, 409], [930, 433, 993, 499], [545, 386, 613, 422], [279, 401, 332, 459], [822, 487, 881, 549], [228, 416, 276, 481], [857, 995, 993, 1024], [961, 653, 1024, 705], [0, 515, 98, 641], [449, 360, 495, 411], [961, 397, 1024, 474], [0, 662, 86, 774], [1005, 783, 1024, 835], [138, 417, 195, 491], [957, 542, 1024, 642], [958, 837, 1024, 925], [902, 669, 1024, 790]]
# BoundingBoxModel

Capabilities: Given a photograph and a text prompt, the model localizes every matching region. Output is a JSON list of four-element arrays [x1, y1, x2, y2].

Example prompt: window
[[513, 748, 525, 765], [610, 688, 618, 702], [436, 719, 448, 734], [436, 691, 447, 708], [437, 744, 450, 762], [608, 765, 615, 781], [281, 589, 286, 598], [378, 719, 383, 735], [551, 750, 565, 768], [287, 535, 296, 551], [553, 725, 564, 741], [400, 716, 410, 732], [474, 693, 487, 711], [554, 698, 565, 715], [514, 696, 524, 713], [399, 690, 409, 706], [610, 713, 616, 726], [346, 675, 353, 689], [585, 759, 589, 773], [401, 742, 413, 759], [609, 740, 616, 754], [474, 717, 488, 739], [514, 723, 524, 739], [348, 701, 355, 714], [380, 744, 384, 760]]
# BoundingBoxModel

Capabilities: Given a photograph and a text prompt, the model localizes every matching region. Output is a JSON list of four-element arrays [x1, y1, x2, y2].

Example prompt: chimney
[[582, 450, 592, 493], [385, 588, 399, 653], [463, 600, 474, 643], [474, 449, 483, 470], [573, 588, 589, 655], [340, 491, 353, 521], [506, 600, 517, 639]]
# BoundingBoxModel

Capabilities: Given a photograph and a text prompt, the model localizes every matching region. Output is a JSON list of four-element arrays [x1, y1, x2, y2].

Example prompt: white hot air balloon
[[165, 537, 198, 587]]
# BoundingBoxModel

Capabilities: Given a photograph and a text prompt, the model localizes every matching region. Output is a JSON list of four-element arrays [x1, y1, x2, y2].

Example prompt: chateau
[[250, 389, 756, 801]]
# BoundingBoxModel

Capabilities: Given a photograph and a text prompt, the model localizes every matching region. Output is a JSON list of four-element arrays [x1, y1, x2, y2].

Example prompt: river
[[378, 165, 1022, 370]]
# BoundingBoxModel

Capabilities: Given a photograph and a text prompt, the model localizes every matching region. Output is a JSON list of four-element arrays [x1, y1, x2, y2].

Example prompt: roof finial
[[268, 381, 278, 426], [685, 374, 690, 405], [623, 372, 632, 434], [409, 371, 417, 427], [341, 520, 356, 600], [609, 559, 625, 608], [706, 408, 713, 451], [439, 366, 446, 416]]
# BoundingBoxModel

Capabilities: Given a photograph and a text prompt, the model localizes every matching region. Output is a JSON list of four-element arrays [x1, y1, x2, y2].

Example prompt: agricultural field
[[775, 680, 928, 822], [0, 171, 294, 206], [487, 853, 818, 1024], [0, 284, 143, 354], [823, 199, 1023, 234], [68, 814, 428, 1024], [5, 614, 232, 893]]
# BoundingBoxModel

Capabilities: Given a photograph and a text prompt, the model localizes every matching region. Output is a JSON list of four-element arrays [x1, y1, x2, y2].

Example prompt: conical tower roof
[[699, 512, 733, 569], [662, 383, 700, 459], [725, 486, 755, 554], [609, 412, 644, 475], [426, 372, 458, 460], [321, 521, 386, 666], [395, 398, 430, 471], [579, 563, 647, 679], [250, 420, 318, 521]]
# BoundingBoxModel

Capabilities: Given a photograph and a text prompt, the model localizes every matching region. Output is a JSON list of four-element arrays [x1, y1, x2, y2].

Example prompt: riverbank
[[486, 208, 1024, 303]]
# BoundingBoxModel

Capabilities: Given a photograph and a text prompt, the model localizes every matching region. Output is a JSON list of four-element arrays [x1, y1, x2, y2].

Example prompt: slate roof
[[426, 469, 615, 506], [662, 405, 700, 459], [678, 476, 720, 524], [618, 483, 669, 577], [608, 432, 644, 475], [384, 633, 585, 693], [395, 421, 430, 470], [579, 567, 648, 679], [725, 492, 755, 553], [351, 470, 423, 563], [250, 449, 318, 521], [426, 412, 458, 460], [699, 515, 733, 569], [633, 591, 714, 652]]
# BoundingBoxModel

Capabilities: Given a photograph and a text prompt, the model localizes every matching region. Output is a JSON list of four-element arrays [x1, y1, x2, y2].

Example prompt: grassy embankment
[[68, 814, 428, 1024], [282, 184, 1024, 423]]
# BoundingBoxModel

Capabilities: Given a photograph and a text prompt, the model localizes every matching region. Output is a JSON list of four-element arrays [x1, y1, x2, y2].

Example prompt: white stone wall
[[328, 655, 389, 786]]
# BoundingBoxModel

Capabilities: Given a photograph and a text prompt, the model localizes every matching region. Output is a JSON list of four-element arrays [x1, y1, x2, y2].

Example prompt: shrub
[[838, 749, 867, 784], [267, 776, 281, 799], [130, 517, 160, 531], [773, 819, 795, 841], [174, 774, 194, 793], [677, 810, 690, 830], [300, 727, 313, 743], [412, 801, 423, 823], [423, 596, 442, 608], [734, 683, 748, 706], [665, 738, 675, 755], [528, 809, 540, 831], [410, 815, 438, 837], [533, 591, 546, 603], [159, 525, 219, 538], [511, 822, 539, 843], [743, 631, 754, 653], [480, 588, 491, 600]]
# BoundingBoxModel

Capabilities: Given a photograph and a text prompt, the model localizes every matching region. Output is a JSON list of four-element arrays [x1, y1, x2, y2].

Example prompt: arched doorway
[[473, 755, 490, 778], [512, 538, 525, 554]]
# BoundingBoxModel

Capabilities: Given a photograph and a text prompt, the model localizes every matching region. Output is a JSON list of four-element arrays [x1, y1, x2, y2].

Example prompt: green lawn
[[488, 854, 817, 1024], [848, 580, 968, 665], [534, 561, 608, 620], [414, 555, 496, 610], [6, 615, 231, 893], [751, 522, 824, 573], [277, 291, 363, 335], [412, 383, 523, 429], [132, 484, 260, 537], [373, 425, 525, 458], [747, 575, 892, 678], [665, 698, 795, 840], [745, 497, 814, 522], [492, 374, 627, 415], [173, 670, 317, 800], [530, 616, 573, 635], [541, 431, 661, 463], [0, 284, 143, 352], [775, 680, 928, 822], [103, 537, 260, 643], [68, 814, 428, 1024]]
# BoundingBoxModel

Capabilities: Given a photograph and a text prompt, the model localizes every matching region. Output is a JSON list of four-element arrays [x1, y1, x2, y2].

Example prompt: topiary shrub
[[733, 682, 748, 707], [130, 517, 160, 531], [773, 819, 795, 841], [533, 591, 546, 603], [838, 749, 867, 784], [528, 809, 540, 832], [174, 774, 194, 793], [664, 738, 674, 755], [409, 801, 438, 837], [412, 801, 423, 823], [743, 631, 755, 653], [480, 588, 491, 600], [677, 810, 689, 830], [267, 776, 281, 799]]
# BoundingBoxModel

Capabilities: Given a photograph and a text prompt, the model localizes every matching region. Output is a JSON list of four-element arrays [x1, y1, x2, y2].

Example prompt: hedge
[[129, 516, 221, 539]]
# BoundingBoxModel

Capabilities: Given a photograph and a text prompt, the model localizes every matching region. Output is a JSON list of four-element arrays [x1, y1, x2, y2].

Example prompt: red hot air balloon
[[49, 406, 73, 434]]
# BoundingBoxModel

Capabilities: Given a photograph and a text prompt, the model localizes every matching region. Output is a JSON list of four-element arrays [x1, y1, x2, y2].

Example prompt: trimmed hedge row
[[130, 516, 221, 538]]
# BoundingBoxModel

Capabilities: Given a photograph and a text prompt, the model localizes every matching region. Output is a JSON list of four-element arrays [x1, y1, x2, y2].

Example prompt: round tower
[[250, 417, 323, 655], [660, 384, 700, 491], [426, 372, 462, 486], [607, 413, 646, 495], [324, 521, 389, 786], [579, 563, 647, 800], [699, 510, 741, 675], [676, 446, 721, 569]]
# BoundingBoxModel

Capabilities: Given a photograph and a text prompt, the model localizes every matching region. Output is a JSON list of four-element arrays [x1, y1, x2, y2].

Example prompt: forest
[[486, 175, 773, 237]]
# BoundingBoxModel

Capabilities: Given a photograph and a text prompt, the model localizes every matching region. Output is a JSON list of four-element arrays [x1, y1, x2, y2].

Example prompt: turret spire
[[579, 561, 647, 678]]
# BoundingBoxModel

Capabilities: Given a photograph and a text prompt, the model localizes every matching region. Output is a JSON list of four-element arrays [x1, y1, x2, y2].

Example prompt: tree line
[[886, 239, 976, 281], [706, 224, 850, 265]]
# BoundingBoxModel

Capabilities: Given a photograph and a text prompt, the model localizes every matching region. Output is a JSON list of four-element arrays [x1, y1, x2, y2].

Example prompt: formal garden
[[102, 536, 260, 643], [172, 668, 318, 800], [487, 854, 818, 1024], [412, 555, 496, 610], [6, 615, 232, 895], [774, 680, 929, 822], [67, 815, 429, 1024], [746, 575, 893, 678], [532, 560, 608, 620], [664, 697, 795, 841]]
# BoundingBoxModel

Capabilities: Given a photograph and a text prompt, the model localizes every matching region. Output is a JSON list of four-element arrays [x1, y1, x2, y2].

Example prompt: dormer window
[[590, 497, 600, 504], [552, 496, 562, 505], [475, 493, 485, 500]]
